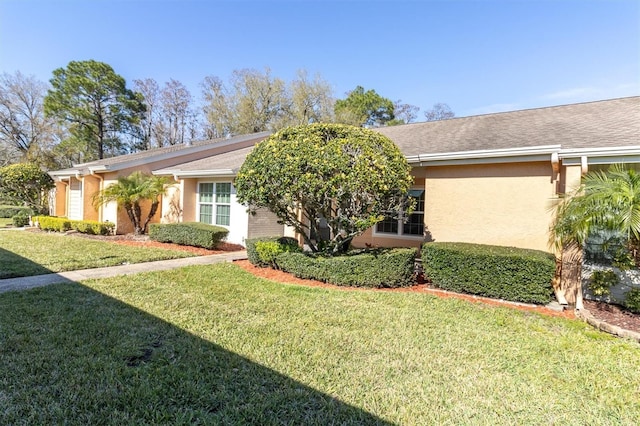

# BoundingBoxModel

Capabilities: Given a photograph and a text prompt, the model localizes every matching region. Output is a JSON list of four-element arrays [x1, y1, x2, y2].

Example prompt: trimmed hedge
[[33, 216, 115, 235], [0, 205, 32, 218], [422, 242, 555, 304], [245, 236, 300, 267], [12, 213, 30, 227], [276, 248, 417, 288], [149, 222, 228, 249]]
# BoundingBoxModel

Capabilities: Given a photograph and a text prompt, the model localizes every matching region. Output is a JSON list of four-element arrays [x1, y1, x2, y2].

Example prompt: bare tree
[[0, 71, 58, 166], [160, 79, 193, 145], [424, 102, 455, 121], [283, 69, 334, 126], [393, 100, 420, 124], [133, 78, 161, 150], [201, 75, 233, 139], [202, 68, 287, 136]]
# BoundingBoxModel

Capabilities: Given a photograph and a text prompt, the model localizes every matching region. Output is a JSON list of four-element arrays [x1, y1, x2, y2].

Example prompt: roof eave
[[153, 169, 237, 179], [408, 145, 562, 166]]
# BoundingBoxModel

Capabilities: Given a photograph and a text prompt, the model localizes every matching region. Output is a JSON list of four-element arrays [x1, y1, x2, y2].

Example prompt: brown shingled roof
[[154, 146, 255, 176], [374, 97, 640, 157]]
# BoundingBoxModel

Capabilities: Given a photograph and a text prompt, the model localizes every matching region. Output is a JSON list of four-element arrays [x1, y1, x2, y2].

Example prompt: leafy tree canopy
[[235, 123, 414, 253], [0, 162, 54, 213], [334, 86, 395, 127], [44, 60, 145, 161]]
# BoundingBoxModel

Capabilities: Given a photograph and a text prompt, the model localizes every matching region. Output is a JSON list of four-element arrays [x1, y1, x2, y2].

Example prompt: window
[[375, 189, 424, 237], [198, 182, 232, 226]]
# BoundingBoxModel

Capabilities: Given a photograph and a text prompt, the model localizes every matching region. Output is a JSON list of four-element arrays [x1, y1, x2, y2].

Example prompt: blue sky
[[1, 0, 638, 118]]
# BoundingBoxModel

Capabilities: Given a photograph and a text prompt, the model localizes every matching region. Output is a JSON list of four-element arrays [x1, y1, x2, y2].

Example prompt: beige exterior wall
[[82, 175, 101, 222], [181, 179, 197, 222], [422, 161, 557, 252], [356, 162, 559, 252], [161, 182, 182, 223]]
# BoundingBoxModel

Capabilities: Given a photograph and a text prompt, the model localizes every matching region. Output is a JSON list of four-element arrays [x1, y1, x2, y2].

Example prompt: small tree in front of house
[[550, 164, 640, 306], [93, 171, 170, 235], [235, 123, 414, 253], [0, 162, 54, 214]]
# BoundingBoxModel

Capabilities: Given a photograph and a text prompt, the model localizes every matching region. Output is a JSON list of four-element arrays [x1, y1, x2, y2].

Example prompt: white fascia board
[[562, 156, 640, 166], [49, 169, 80, 177], [154, 169, 236, 179], [88, 165, 108, 173], [407, 145, 561, 165], [558, 146, 640, 159]]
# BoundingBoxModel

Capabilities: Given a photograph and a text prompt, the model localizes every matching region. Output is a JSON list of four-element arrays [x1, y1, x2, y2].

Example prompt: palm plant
[[550, 165, 640, 308], [93, 171, 170, 235], [551, 164, 640, 261]]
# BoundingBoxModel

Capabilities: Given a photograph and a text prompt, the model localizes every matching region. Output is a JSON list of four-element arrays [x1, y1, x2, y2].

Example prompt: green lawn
[[1, 263, 638, 425], [0, 218, 12, 228], [0, 230, 194, 278]]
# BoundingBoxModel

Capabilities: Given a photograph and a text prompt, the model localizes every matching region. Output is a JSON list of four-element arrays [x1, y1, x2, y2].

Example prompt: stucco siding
[[54, 181, 67, 217], [82, 175, 101, 221], [423, 162, 556, 251]]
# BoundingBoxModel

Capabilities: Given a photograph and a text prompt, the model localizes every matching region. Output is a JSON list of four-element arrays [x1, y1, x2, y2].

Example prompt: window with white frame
[[375, 189, 425, 237], [198, 182, 231, 226]]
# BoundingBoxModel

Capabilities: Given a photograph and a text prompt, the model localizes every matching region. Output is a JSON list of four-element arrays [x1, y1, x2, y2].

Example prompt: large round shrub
[[235, 123, 413, 253]]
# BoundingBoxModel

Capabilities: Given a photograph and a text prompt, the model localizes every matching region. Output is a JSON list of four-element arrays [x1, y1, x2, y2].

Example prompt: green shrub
[[0, 205, 32, 218], [11, 213, 30, 227], [72, 220, 115, 235], [245, 236, 298, 267], [588, 270, 618, 296], [275, 248, 417, 288], [149, 222, 228, 249], [34, 216, 71, 232], [255, 239, 302, 269], [32, 216, 114, 235], [422, 242, 555, 304], [625, 288, 640, 314]]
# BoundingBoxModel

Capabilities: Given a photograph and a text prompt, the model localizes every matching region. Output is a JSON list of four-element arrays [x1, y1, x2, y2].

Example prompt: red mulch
[[33, 229, 640, 332], [233, 260, 576, 319]]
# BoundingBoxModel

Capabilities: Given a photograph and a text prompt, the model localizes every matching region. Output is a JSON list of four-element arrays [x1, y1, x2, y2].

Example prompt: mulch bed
[[583, 300, 640, 334], [43, 230, 245, 256], [233, 260, 576, 319], [28, 228, 640, 333]]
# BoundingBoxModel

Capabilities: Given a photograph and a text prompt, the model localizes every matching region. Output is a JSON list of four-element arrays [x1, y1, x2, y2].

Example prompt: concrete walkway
[[0, 251, 247, 294]]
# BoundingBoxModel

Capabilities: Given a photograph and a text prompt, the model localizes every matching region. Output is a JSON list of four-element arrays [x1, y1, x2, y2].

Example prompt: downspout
[[550, 152, 569, 306], [575, 155, 589, 311]]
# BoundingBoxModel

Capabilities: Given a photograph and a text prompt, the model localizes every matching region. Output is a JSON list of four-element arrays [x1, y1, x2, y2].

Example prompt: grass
[[0, 230, 194, 278], [1, 263, 638, 425], [0, 218, 12, 228]]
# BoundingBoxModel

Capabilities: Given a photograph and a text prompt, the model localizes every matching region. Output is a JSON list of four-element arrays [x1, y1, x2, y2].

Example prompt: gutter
[[407, 145, 562, 166], [152, 169, 236, 179]]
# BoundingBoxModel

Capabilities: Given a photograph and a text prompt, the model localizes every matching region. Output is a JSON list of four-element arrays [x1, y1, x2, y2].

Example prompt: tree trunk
[[142, 200, 160, 234], [557, 243, 584, 309]]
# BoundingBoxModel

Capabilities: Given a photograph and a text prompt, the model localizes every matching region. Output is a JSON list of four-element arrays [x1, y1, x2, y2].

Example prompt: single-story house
[[49, 96, 640, 258], [48, 131, 270, 236]]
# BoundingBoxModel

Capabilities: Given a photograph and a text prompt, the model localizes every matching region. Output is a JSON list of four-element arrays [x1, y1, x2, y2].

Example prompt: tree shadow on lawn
[[0, 281, 392, 425], [0, 246, 52, 279]]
